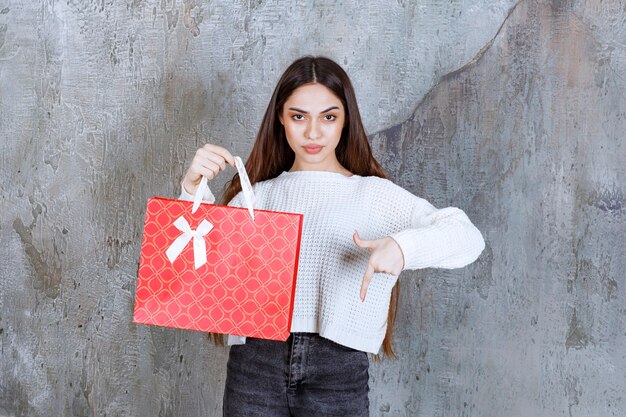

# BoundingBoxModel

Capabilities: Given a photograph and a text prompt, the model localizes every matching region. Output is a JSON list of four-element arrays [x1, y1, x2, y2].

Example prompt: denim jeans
[[223, 332, 370, 416]]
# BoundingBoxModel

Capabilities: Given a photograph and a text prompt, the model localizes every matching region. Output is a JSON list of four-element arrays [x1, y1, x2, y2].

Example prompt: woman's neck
[[288, 161, 352, 176]]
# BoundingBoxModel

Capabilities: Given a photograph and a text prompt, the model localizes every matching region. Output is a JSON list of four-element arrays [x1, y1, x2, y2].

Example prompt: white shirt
[[180, 170, 485, 353]]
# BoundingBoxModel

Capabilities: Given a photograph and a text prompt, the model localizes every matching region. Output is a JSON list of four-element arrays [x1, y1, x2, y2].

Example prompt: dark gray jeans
[[223, 332, 370, 416]]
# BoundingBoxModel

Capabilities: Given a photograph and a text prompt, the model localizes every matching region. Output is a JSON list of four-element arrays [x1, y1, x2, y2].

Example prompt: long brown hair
[[211, 56, 400, 359]]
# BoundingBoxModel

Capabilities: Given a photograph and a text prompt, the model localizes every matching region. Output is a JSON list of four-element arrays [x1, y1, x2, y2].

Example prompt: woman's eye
[[292, 114, 305, 120], [323, 115, 336, 121]]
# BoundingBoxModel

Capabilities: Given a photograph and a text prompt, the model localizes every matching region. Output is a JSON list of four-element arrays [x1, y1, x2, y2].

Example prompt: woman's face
[[279, 83, 346, 172]]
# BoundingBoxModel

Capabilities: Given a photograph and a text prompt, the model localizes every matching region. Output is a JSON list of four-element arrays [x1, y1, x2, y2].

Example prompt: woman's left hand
[[353, 230, 405, 302]]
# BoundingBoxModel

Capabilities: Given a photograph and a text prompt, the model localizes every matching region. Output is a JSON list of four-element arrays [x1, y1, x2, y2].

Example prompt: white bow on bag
[[165, 156, 256, 270]]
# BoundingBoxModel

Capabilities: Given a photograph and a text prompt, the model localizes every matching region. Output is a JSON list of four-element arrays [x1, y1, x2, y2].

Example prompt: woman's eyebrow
[[287, 106, 340, 114]]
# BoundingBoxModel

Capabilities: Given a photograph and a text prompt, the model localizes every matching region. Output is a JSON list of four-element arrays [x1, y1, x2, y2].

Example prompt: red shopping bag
[[133, 157, 303, 341]]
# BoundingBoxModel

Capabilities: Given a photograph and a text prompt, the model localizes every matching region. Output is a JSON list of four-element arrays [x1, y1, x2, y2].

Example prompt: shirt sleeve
[[388, 189, 485, 271]]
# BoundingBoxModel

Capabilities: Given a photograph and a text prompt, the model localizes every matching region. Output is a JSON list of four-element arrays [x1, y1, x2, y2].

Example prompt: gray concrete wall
[[0, 0, 624, 416]]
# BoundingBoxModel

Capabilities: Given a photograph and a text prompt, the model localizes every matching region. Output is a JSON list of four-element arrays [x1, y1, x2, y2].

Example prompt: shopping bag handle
[[192, 156, 256, 221]]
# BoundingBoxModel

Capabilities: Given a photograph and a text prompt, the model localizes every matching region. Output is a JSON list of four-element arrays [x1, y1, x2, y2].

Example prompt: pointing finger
[[360, 263, 375, 302]]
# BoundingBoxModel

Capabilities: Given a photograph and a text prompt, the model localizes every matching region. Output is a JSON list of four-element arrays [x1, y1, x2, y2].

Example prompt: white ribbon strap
[[190, 156, 256, 220], [165, 216, 214, 269], [191, 176, 208, 214], [234, 156, 256, 221]]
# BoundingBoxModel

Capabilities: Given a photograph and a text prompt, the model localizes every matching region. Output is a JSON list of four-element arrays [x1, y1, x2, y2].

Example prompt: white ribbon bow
[[165, 216, 214, 269]]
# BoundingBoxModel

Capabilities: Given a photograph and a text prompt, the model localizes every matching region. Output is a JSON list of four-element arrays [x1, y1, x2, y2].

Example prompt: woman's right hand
[[182, 144, 236, 195]]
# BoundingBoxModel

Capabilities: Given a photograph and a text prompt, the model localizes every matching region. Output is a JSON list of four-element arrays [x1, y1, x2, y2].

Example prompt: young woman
[[179, 56, 485, 416]]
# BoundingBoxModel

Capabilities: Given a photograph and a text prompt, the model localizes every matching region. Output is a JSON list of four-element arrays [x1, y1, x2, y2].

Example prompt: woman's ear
[[278, 112, 284, 125]]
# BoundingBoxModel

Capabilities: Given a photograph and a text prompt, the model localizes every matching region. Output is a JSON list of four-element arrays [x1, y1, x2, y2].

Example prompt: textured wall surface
[[0, 0, 624, 416], [370, 1, 626, 415]]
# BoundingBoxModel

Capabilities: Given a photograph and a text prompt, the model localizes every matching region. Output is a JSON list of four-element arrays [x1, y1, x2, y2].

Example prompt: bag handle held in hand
[[191, 156, 256, 220]]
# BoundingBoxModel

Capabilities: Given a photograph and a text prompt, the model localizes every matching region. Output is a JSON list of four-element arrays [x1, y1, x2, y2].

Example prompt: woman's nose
[[306, 119, 321, 140]]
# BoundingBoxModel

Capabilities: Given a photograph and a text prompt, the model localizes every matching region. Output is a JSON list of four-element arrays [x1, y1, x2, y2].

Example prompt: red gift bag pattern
[[133, 159, 303, 341]]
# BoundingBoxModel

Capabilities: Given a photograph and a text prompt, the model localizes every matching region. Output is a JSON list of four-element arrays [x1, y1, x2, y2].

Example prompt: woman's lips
[[303, 145, 323, 154]]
